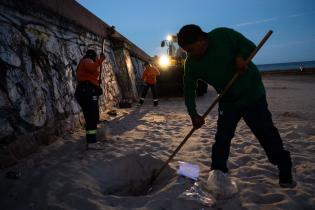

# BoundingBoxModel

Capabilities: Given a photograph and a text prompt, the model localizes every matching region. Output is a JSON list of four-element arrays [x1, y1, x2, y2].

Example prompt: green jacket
[[184, 27, 265, 117]]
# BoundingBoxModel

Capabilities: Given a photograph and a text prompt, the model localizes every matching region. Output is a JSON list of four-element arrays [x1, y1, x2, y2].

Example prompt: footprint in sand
[[236, 155, 252, 165], [243, 146, 260, 154], [255, 193, 285, 204], [282, 131, 302, 139]]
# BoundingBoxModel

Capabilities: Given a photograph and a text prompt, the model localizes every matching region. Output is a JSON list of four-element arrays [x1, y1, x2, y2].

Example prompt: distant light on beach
[[166, 35, 173, 41], [159, 55, 170, 68]]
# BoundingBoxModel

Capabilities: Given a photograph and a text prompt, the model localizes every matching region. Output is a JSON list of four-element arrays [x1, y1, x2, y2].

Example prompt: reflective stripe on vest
[[86, 130, 96, 135]]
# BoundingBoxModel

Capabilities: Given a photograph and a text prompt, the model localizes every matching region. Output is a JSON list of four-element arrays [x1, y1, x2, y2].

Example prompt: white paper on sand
[[177, 161, 200, 180]]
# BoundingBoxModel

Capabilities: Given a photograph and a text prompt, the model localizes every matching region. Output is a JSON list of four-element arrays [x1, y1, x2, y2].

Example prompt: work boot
[[206, 170, 238, 199], [277, 150, 296, 188], [139, 98, 144, 105], [279, 170, 296, 188]]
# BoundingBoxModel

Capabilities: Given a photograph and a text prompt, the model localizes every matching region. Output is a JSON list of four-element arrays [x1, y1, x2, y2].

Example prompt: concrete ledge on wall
[[1, 0, 151, 61]]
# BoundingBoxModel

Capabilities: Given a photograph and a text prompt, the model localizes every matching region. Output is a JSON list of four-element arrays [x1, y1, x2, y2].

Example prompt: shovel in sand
[[147, 30, 273, 192]]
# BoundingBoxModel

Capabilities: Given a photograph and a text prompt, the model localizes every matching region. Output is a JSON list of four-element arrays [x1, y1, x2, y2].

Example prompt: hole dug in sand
[[101, 153, 176, 196]]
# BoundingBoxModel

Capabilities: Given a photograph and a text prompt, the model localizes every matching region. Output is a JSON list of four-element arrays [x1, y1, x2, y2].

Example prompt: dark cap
[[177, 24, 207, 47], [85, 49, 97, 61]]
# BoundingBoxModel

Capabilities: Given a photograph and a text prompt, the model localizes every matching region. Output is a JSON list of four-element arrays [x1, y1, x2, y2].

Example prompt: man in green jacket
[[177, 24, 296, 188]]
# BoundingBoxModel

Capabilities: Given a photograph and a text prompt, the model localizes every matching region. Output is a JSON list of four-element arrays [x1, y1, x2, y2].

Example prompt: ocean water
[[257, 60, 315, 72]]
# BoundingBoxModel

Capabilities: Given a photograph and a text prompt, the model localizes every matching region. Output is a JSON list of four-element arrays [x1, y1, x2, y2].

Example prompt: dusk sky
[[76, 0, 315, 65]]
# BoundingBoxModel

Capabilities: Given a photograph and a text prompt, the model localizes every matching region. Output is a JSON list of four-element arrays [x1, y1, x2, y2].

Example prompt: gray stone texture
[[0, 0, 149, 167]]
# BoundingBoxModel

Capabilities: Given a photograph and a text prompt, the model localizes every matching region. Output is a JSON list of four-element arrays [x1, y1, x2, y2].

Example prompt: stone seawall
[[0, 0, 150, 167]]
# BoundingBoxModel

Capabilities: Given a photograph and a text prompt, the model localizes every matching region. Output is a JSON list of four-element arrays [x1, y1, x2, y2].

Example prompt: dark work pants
[[139, 83, 158, 104], [211, 96, 292, 181], [75, 82, 100, 143]]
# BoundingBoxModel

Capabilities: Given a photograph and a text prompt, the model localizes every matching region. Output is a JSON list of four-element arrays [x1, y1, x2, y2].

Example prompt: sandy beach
[[1, 74, 314, 210]]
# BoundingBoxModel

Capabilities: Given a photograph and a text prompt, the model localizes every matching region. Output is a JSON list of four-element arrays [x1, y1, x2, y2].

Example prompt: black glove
[[96, 86, 103, 96]]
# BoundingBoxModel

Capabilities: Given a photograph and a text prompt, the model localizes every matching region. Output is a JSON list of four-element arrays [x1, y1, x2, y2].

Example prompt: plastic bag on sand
[[206, 170, 238, 199], [179, 182, 216, 207]]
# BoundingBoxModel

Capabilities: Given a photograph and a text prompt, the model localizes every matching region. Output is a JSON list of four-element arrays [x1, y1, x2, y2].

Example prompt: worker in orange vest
[[75, 49, 105, 149], [139, 62, 160, 106]]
